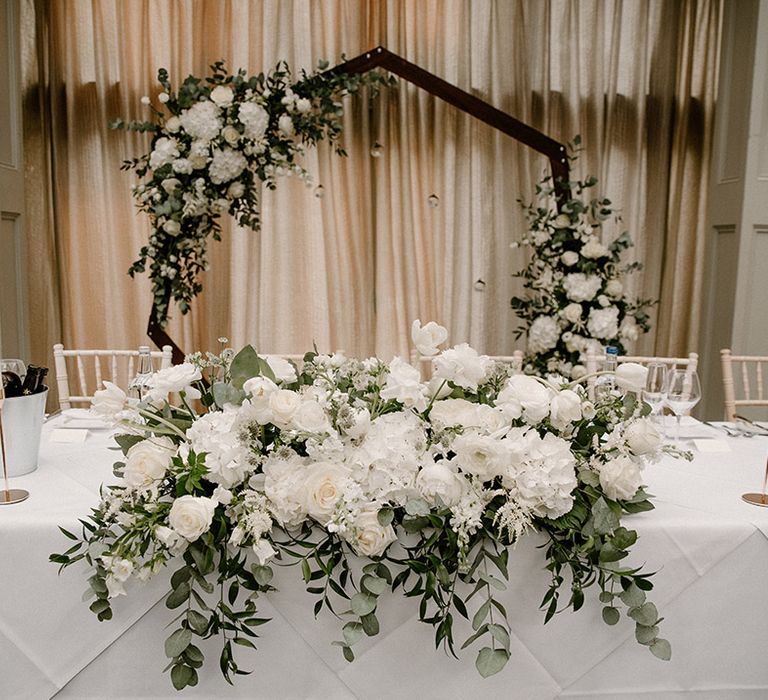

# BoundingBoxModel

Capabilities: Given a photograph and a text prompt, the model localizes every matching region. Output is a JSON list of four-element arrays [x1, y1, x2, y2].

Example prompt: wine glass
[[642, 363, 667, 434], [665, 369, 701, 443]]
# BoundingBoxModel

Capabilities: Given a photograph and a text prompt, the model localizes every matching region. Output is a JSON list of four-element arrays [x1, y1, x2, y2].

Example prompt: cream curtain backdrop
[[21, 0, 721, 369]]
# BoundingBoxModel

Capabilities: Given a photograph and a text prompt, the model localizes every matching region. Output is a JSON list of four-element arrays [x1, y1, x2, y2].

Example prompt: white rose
[[268, 389, 302, 428], [615, 363, 648, 393], [416, 461, 467, 506], [553, 214, 571, 229], [123, 436, 176, 489], [350, 509, 397, 557], [597, 295, 610, 307], [380, 357, 428, 411], [148, 363, 202, 401], [161, 178, 181, 194], [296, 97, 312, 113], [278, 114, 294, 136], [411, 319, 448, 356], [548, 390, 583, 430], [605, 279, 624, 297], [210, 85, 234, 106], [563, 303, 583, 324], [498, 375, 553, 424], [433, 343, 492, 391], [168, 495, 217, 541], [599, 455, 643, 501], [227, 181, 245, 199], [292, 400, 329, 433], [165, 116, 181, 133], [264, 355, 297, 384], [222, 125, 240, 145], [624, 419, 661, 455], [91, 381, 127, 419], [561, 251, 580, 266], [162, 219, 181, 236], [303, 461, 350, 523], [241, 376, 279, 422]]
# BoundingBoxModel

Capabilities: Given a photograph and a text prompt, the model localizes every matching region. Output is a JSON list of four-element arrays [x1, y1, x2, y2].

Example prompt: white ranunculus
[[498, 375, 553, 424], [123, 436, 176, 489], [380, 357, 428, 410], [264, 356, 297, 384], [548, 390, 583, 430], [599, 454, 643, 501], [91, 381, 127, 419], [168, 495, 217, 541], [416, 461, 467, 506], [624, 419, 661, 455], [433, 343, 492, 391], [149, 137, 180, 170], [302, 461, 350, 523], [563, 303, 583, 324], [349, 509, 397, 557], [292, 400, 329, 434], [581, 237, 609, 259], [411, 319, 449, 356], [278, 114, 294, 136], [615, 363, 648, 393], [527, 316, 560, 353], [210, 85, 234, 106], [605, 279, 624, 297], [563, 273, 603, 303], [587, 307, 620, 340], [268, 389, 302, 428], [148, 363, 202, 402], [561, 251, 580, 267]]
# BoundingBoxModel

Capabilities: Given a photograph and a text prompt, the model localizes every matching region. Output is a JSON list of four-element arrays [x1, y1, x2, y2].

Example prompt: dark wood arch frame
[[148, 46, 570, 361]]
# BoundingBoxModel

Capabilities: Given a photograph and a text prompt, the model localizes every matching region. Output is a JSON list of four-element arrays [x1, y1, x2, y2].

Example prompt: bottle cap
[[605, 346, 619, 355]]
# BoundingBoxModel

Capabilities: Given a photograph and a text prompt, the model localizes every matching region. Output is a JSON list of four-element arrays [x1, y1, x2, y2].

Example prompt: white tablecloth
[[2, 419, 768, 699]]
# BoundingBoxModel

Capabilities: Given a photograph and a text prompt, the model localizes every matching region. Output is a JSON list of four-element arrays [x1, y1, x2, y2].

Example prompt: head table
[[2, 416, 768, 700]]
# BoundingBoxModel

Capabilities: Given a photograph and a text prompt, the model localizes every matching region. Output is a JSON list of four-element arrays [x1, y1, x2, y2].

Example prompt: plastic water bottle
[[594, 346, 619, 400]]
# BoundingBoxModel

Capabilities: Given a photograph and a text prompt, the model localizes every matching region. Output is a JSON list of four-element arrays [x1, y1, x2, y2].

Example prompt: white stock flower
[[238, 102, 269, 141], [380, 357, 428, 411], [560, 251, 580, 267], [179, 100, 222, 142], [433, 343, 492, 391], [527, 316, 560, 353], [264, 356, 297, 384], [123, 436, 176, 489], [624, 419, 661, 455], [209, 148, 247, 184], [563, 273, 602, 303], [91, 381, 127, 420], [498, 375, 553, 424], [599, 454, 643, 501], [168, 495, 217, 541], [581, 237, 609, 259], [548, 390, 583, 430], [149, 137, 180, 170], [148, 363, 202, 401], [411, 319, 448, 356], [349, 509, 397, 557], [210, 85, 234, 106], [416, 461, 467, 506], [563, 303, 583, 324], [615, 363, 648, 393], [302, 461, 350, 524], [587, 307, 620, 340]]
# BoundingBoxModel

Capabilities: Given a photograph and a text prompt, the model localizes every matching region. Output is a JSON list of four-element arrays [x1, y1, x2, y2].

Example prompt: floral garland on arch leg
[[112, 61, 393, 327], [511, 145, 655, 379], [51, 321, 677, 691]]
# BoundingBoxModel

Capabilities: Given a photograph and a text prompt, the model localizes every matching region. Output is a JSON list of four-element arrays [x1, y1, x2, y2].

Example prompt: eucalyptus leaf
[[212, 382, 245, 407], [592, 497, 620, 535], [165, 627, 193, 659], [650, 638, 672, 660], [171, 663, 194, 691], [361, 612, 379, 636], [361, 575, 387, 596], [253, 565, 274, 586], [619, 583, 646, 609], [472, 599, 491, 631], [405, 498, 429, 516], [487, 624, 511, 653], [350, 593, 377, 617], [342, 621, 364, 646], [377, 508, 394, 527], [229, 346, 261, 390], [475, 647, 509, 678], [635, 624, 659, 645], [628, 602, 659, 626], [602, 606, 620, 625]]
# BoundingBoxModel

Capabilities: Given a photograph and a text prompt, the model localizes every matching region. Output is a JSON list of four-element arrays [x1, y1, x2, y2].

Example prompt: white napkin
[[59, 408, 110, 430]]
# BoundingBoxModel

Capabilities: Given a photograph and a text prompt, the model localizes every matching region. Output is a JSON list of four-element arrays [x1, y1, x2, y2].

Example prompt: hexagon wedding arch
[[146, 46, 570, 361]]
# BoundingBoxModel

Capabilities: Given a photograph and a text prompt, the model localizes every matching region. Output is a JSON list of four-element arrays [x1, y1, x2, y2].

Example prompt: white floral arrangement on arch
[[52, 321, 674, 691], [511, 153, 655, 378], [113, 61, 392, 326]]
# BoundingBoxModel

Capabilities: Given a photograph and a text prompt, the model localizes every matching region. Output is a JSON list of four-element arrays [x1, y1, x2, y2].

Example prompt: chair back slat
[[720, 350, 768, 420], [76, 356, 87, 397], [94, 355, 102, 389]]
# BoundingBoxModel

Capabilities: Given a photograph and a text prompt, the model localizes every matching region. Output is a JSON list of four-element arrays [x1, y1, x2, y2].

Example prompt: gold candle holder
[[741, 457, 768, 508], [0, 384, 29, 505]]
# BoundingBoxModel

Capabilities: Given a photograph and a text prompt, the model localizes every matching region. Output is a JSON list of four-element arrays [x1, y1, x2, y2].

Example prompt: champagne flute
[[642, 363, 667, 435], [665, 369, 701, 443]]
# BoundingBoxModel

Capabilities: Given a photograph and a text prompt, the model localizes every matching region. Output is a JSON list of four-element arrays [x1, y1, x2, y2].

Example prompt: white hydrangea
[[149, 137, 180, 170], [527, 316, 560, 353], [587, 306, 620, 340], [179, 100, 222, 142], [186, 407, 249, 488], [209, 148, 248, 184], [563, 273, 603, 303], [238, 102, 269, 141]]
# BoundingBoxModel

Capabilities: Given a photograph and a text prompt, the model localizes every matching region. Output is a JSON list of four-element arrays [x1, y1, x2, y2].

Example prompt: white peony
[[168, 495, 217, 541], [563, 273, 603, 302], [209, 148, 247, 184], [302, 461, 350, 523], [497, 375, 553, 424], [238, 102, 269, 141], [148, 363, 202, 402], [179, 100, 222, 142], [563, 303, 583, 324], [581, 237, 609, 259], [349, 509, 397, 557], [433, 343, 492, 391], [548, 390, 583, 430], [380, 357, 428, 411], [416, 461, 467, 506], [624, 419, 661, 455], [91, 381, 127, 420], [615, 363, 648, 393], [123, 436, 176, 489], [599, 454, 643, 501], [210, 85, 234, 106], [411, 319, 448, 356], [527, 316, 560, 353], [587, 307, 620, 340]]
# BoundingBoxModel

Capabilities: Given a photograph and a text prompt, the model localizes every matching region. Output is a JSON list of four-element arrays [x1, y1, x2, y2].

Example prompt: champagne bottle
[[35, 367, 49, 393], [2, 371, 22, 397], [21, 366, 41, 395]]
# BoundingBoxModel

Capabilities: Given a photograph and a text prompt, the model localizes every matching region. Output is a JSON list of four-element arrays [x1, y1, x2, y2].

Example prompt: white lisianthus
[[278, 114, 294, 136], [155, 525, 179, 549], [211, 485, 234, 505], [91, 381, 127, 420], [563, 303, 583, 324], [252, 539, 276, 565], [563, 273, 603, 303], [416, 461, 467, 506], [427, 375, 452, 401], [561, 251, 580, 267], [581, 237, 609, 259], [411, 319, 448, 356], [498, 375, 553, 424], [587, 307, 620, 340], [615, 363, 648, 393], [264, 356, 297, 384], [433, 343, 492, 391], [349, 509, 397, 557], [527, 316, 560, 353], [548, 390, 583, 430], [624, 419, 661, 455], [168, 495, 217, 541], [148, 363, 202, 402], [210, 85, 234, 106], [123, 436, 176, 489], [302, 462, 350, 523], [599, 455, 643, 501], [605, 279, 624, 297], [380, 357, 428, 411]]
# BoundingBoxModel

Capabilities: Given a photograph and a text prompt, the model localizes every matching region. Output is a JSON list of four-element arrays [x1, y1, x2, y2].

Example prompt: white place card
[[50, 428, 89, 444], [693, 439, 731, 453]]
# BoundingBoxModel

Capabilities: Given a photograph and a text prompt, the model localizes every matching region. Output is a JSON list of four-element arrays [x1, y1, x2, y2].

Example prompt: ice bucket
[[0, 388, 48, 477]]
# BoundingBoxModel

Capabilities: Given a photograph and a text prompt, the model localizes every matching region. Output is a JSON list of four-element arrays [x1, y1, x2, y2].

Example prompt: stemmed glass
[[665, 369, 701, 443], [642, 363, 668, 435]]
